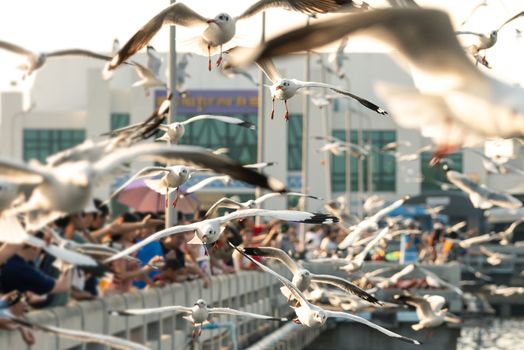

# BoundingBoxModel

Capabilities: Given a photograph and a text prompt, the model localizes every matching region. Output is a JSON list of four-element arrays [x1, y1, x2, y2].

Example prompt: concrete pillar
[[0, 91, 23, 159]]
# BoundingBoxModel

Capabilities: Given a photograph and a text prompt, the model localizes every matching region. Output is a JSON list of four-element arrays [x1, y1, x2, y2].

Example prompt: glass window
[[110, 113, 130, 131], [177, 114, 257, 164], [331, 130, 396, 192], [287, 114, 302, 171], [23, 129, 86, 163], [421, 152, 463, 191]]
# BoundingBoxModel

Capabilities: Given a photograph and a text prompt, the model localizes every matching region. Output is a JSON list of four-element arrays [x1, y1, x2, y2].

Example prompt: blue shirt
[[0, 255, 55, 295], [132, 240, 163, 289]]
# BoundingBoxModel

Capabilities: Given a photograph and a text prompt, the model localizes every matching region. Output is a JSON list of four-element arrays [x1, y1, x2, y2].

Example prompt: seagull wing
[[324, 310, 420, 345], [220, 208, 339, 224], [0, 40, 35, 57], [242, 246, 300, 274], [355, 226, 390, 261], [204, 197, 244, 218], [497, 11, 524, 32], [300, 81, 387, 115], [370, 197, 407, 223], [25, 235, 98, 267], [0, 159, 48, 185], [243, 161, 277, 169], [208, 307, 287, 321], [238, 0, 359, 20], [255, 192, 321, 205], [104, 166, 169, 204], [394, 295, 436, 319], [104, 223, 198, 262], [310, 274, 380, 305], [505, 218, 524, 234], [46, 49, 113, 61], [108, 3, 207, 70], [146, 46, 163, 76], [9, 318, 150, 350], [232, 8, 482, 85], [184, 175, 230, 194], [91, 144, 286, 193], [130, 60, 160, 81], [426, 295, 446, 312], [181, 115, 255, 130], [418, 265, 463, 295], [386, 0, 419, 7], [255, 58, 282, 83], [232, 243, 311, 306], [109, 305, 192, 316]]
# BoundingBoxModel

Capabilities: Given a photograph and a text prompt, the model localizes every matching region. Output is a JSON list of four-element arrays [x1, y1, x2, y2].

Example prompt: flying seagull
[[227, 8, 524, 158], [105, 209, 338, 262], [243, 246, 380, 304], [444, 165, 522, 209], [107, 1, 362, 72], [0, 40, 115, 78], [0, 144, 286, 230], [315, 135, 369, 159], [394, 294, 461, 331], [110, 298, 286, 338], [110, 115, 254, 145], [204, 192, 321, 218], [104, 165, 200, 208], [233, 244, 421, 345], [255, 58, 387, 120], [456, 10, 524, 67]]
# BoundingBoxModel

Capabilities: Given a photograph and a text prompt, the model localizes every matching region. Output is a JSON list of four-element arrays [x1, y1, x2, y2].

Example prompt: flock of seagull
[[1, 0, 524, 349]]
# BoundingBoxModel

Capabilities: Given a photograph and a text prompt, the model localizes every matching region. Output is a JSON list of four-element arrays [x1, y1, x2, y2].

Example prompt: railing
[[0, 268, 293, 350]]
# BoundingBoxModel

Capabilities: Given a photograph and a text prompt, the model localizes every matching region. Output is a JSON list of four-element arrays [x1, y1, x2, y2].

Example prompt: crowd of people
[[0, 198, 482, 345]]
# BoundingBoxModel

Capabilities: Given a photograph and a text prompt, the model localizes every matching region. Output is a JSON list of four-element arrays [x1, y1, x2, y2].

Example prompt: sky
[[0, 0, 523, 89]]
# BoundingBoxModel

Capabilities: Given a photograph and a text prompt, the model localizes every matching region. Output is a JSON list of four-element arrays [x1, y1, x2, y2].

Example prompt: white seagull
[[0, 144, 285, 230], [234, 245, 421, 345], [394, 294, 461, 331], [340, 226, 390, 272], [107, 0, 361, 72], [466, 148, 524, 176], [256, 58, 387, 121], [444, 165, 522, 209], [204, 192, 321, 218], [110, 298, 286, 338], [0, 40, 116, 78], [105, 165, 199, 208], [228, 8, 524, 158], [479, 246, 515, 266], [315, 135, 369, 159], [338, 197, 408, 249], [243, 246, 380, 304], [456, 10, 524, 68], [105, 209, 338, 262]]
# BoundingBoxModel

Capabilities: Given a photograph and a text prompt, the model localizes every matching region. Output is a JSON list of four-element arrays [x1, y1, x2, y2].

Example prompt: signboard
[[154, 89, 258, 115]]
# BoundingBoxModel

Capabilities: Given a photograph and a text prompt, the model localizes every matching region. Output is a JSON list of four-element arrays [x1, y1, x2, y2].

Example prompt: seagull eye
[[219, 15, 224, 20]]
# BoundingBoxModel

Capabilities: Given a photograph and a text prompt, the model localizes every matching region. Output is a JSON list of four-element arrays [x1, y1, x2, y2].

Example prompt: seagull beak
[[207, 19, 216, 24], [275, 85, 284, 90]]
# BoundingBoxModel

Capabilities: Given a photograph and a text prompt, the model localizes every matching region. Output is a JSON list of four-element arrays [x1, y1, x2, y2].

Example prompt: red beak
[[207, 19, 216, 24], [275, 85, 283, 90]]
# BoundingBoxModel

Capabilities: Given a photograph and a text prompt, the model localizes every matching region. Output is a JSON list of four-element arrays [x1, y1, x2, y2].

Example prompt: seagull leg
[[172, 188, 179, 208], [293, 318, 301, 324], [284, 100, 289, 121], [207, 44, 212, 71], [165, 187, 170, 208], [198, 325, 202, 336], [192, 325, 196, 338], [216, 45, 223, 67], [271, 97, 275, 119]]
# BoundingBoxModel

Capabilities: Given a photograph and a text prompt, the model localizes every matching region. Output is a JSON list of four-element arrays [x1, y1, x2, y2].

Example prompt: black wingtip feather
[[303, 214, 339, 224], [240, 121, 256, 130], [399, 336, 422, 345]]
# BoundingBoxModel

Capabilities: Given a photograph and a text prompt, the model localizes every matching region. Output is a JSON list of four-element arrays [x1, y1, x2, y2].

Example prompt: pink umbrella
[[116, 179, 199, 214]]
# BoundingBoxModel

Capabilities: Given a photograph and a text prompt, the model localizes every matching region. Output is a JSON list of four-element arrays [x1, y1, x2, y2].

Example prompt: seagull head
[[177, 167, 189, 177], [312, 310, 327, 324], [194, 299, 207, 308], [245, 199, 256, 208], [200, 222, 221, 244], [208, 13, 234, 28]]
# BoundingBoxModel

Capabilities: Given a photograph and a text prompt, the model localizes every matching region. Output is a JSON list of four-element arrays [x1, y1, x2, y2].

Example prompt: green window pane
[[331, 130, 396, 192], [287, 114, 303, 171], [110, 113, 130, 131], [23, 129, 86, 163]]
